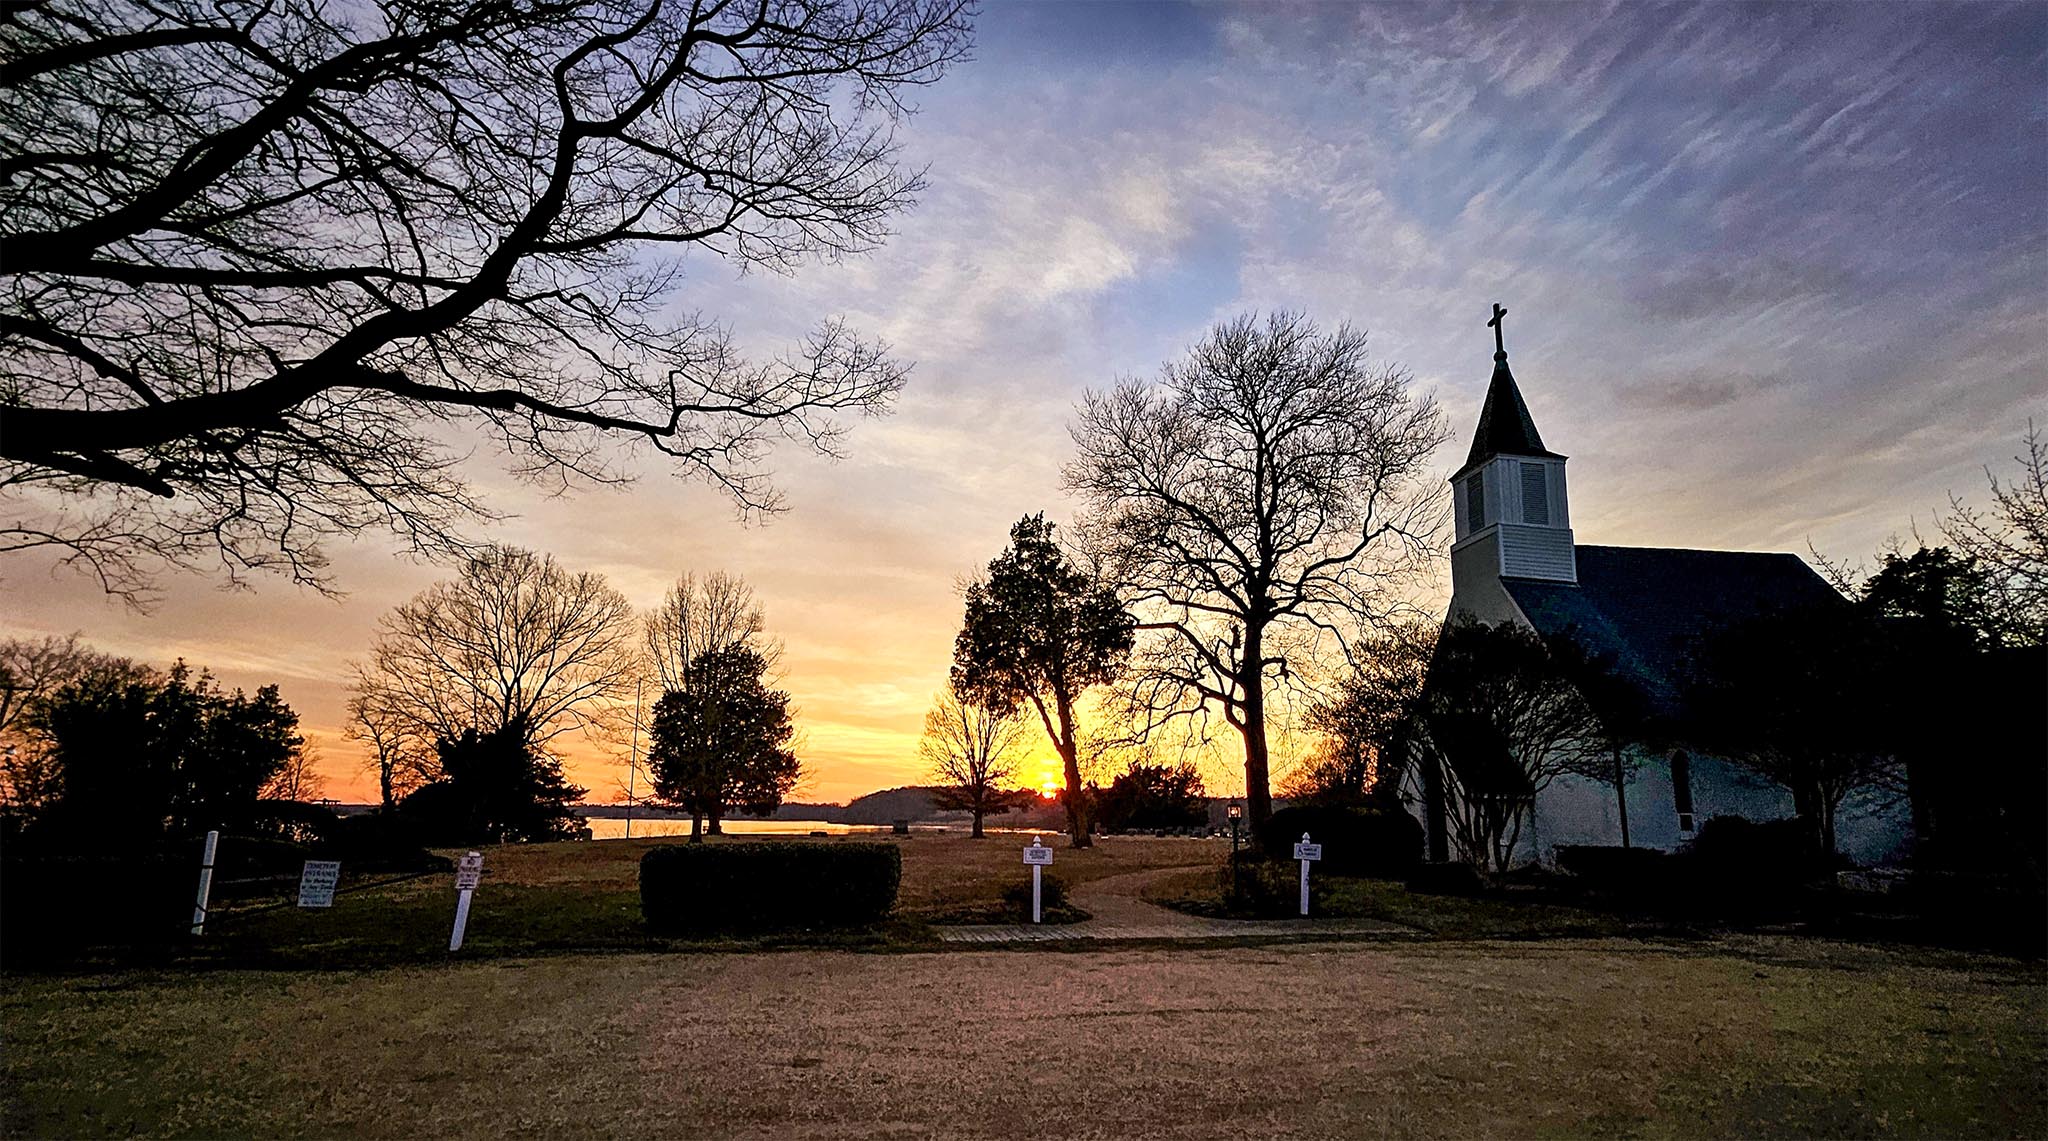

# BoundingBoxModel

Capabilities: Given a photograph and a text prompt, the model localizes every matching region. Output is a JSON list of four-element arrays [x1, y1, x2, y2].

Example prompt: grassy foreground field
[[176, 832, 1233, 965], [5, 937, 2042, 1138]]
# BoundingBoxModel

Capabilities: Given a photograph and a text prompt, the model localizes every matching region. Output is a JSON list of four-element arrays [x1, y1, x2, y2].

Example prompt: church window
[[1672, 751, 1695, 833], [1521, 462, 1549, 526], [1465, 475, 1485, 529]]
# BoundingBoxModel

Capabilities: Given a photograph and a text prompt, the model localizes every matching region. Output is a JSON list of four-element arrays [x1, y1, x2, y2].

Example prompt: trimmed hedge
[[640, 841, 900, 933], [1259, 806, 1424, 879], [1555, 845, 1670, 895]]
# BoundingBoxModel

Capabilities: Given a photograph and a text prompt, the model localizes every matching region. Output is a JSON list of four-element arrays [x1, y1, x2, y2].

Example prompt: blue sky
[[13, 1, 2045, 802]]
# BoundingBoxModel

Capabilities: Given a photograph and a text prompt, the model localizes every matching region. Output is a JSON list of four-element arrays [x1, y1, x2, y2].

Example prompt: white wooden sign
[[454, 851, 484, 891], [297, 860, 342, 908], [1023, 837, 1051, 924], [1022, 842, 1054, 866], [1292, 841, 1323, 862], [450, 850, 483, 951], [1294, 833, 1318, 917]]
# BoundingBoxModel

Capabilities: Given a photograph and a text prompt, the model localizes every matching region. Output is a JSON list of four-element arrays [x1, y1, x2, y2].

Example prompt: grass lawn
[[4, 937, 2041, 1138], [1143, 866, 1644, 940], [174, 832, 1230, 966]]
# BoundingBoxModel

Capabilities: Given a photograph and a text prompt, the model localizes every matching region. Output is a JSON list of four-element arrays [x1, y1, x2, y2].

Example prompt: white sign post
[[1292, 833, 1323, 917], [1022, 836, 1053, 924], [297, 860, 342, 908], [449, 851, 483, 951], [190, 829, 220, 935]]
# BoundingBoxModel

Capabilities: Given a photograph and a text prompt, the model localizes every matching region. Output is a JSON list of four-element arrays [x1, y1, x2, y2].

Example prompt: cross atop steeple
[[1487, 302, 1508, 360]]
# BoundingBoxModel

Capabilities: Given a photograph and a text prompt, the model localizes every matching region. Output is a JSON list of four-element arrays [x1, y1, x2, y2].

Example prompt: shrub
[[1217, 852, 1305, 917], [1259, 806, 1423, 879], [1000, 871, 1068, 913], [316, 811, 451, 873], [640, 841, 900, 933], [1407, 860, 1486, 897], [1555, 845, 1670, 895]]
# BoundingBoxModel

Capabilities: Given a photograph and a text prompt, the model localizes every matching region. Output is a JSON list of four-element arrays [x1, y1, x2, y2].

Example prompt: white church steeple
[[1448, 305, 1576, 621]]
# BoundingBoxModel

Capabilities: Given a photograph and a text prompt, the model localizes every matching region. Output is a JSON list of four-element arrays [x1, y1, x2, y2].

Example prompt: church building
[[1427, 305, 1909, 866]]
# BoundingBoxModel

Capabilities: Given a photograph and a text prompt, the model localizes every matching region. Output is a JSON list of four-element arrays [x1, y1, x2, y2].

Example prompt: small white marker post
[[1022, 835, 1053, 923], [1292, 832, 1323, 917], [190, 829, 220, 935], [449, 850, 483, 952]]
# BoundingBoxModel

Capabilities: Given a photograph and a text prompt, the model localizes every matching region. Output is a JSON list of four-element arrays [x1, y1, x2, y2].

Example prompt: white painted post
[[190, 829, 220, 935], [1295, 832, 1316, 917], [449, 850, 482, 952], [1022, 835, 1053, 924]]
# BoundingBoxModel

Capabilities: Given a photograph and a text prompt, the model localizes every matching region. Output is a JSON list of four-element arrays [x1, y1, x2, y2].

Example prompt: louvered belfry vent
[[1521, 462, 1549, 526]]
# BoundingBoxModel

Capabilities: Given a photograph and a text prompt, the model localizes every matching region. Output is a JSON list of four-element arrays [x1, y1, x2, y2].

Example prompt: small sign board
[[297, 860, 342, 908], [455, 851, 484, 891], [1292, 842, 1323, 862], [1022, 844, 1054, 866]]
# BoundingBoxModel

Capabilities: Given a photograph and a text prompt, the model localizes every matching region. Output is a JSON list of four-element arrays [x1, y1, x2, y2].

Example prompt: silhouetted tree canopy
[[1939, 423, 2048, 646], [646, 644, 800, 841], [644, 570, 782, 694], [356, 545, 639, 760], [0, 0, 973, 602], [401, 718, 589, 845], [919, 684, 1028, 839], [1067, 312, 1449, 840], [1095, 759, 1206, 833], [1286, 621, 1436, 808], [1685, 602, 1900, 858], [952, 513, 1133, 847], [18, 658, 304, 844], [1408, 620, 1602, 871]]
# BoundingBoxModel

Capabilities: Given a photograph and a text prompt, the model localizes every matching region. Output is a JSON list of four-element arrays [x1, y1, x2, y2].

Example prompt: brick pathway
[[934, 866, 1420, 945]]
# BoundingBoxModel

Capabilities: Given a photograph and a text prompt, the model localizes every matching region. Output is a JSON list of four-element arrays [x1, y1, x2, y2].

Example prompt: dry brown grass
[[472, 831, 1226, 913], [5, 937, 2041, 1138]]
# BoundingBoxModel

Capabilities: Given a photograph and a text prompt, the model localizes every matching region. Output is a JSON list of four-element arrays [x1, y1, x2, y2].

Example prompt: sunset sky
[[6, 2, 2042, 806]]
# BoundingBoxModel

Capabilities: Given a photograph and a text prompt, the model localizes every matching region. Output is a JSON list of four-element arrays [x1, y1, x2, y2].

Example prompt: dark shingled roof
[[1458, 354, 1564, 477], [1502, 545, 1844, 727]]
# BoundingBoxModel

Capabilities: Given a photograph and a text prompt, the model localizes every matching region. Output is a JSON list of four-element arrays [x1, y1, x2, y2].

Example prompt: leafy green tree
[[647, 646, 801, 842], [952, 514, 1134, 847], [402, 718, 589, 844]]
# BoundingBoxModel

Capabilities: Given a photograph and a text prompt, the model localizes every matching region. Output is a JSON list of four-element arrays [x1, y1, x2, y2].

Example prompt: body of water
[[581, 817, 882, 841]]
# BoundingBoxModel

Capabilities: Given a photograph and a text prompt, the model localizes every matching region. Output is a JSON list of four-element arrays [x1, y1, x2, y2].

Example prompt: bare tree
[[0, 0, 973, 603], [0, 634, 111, 739], [1941, 422, 2048, 647], [360, 545, 639, 756], [1066, 312, 1450, 839], [343, 666, 436, 811], [261, 741, 329, 803], [0, 634, 130, 810], [645, 570, 781, 692], [1283, 621, 1436, 807], [1407, 620, 1604, 872], [919, 684, 1028, 839]]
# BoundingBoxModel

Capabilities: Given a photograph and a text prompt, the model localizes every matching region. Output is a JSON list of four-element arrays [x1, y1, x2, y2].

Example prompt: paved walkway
[[935, 866, 1420, 945]]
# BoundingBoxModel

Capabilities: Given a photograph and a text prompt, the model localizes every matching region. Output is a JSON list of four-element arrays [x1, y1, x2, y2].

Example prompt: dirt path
[[937, 863, 1418, 943]]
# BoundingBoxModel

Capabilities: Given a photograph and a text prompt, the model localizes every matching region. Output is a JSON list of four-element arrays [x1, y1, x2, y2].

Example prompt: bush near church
[[1258, 806, 1423, 879], [1554, 845, 1671, 896], [639, 841, 901, 933]]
